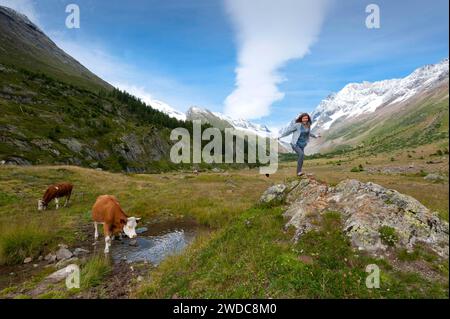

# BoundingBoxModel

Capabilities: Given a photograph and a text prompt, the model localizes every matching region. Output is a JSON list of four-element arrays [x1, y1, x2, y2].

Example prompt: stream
[[111, 218, 203, 265]]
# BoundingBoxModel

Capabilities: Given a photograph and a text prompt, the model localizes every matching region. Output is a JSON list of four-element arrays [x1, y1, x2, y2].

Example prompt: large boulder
[[264, 176, 449, 258]]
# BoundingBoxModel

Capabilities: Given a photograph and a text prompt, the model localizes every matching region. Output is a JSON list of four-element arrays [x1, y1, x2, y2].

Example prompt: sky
[[1, 0, 448, 132]]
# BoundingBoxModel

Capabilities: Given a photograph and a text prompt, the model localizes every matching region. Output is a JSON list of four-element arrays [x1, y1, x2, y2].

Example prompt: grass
[[0, 222, 53, 265], [379, 226, 398, 247], [80, 255, 112, 289], [136, 209, 448, 298], [0, 141, 448, 298], [0, 164, 274, 267]]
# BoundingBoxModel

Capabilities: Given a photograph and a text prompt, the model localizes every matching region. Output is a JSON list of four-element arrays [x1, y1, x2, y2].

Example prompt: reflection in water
[[112, 228, 197, 265]]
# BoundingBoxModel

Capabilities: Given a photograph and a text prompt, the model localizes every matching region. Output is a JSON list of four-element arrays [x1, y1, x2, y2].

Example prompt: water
[[111, 219, 200, 265]]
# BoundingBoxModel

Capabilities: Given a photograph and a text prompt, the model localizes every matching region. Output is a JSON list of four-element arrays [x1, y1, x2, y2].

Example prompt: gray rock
[[4, 156, 31, 166], [56, 257, 79, 269], [270, 176, 449, 258], [56, 247, 73, 261], [136, 227, 148, 234], [59, 138, 83, 153], [23, 257, 32, 264], [45, 264, 79, 283], [259, 184, 287, 203], [73, 248, 89, 256], [424, 173, 445, 181], [44, 253, 57, 263]]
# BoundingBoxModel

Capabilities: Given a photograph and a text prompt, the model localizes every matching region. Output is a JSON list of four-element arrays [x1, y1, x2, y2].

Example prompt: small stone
[[137, 275, 143, 282], [56, 247, 73, 261], [58, 243, 68, 249], [129, 239, 138, 247], [73, 248, 89, 256], [136, 227, 148, 234], [38, 255, 43, 261], [424, 173, 445, 181], [23, 257, 32, 264], [56, 257, 78, 269], [33, 264, 39, 268], [45, 264, 78, 283]]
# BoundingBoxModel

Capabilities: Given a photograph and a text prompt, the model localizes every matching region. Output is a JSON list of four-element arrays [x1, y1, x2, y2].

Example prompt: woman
[[278, 113, 320, 176]]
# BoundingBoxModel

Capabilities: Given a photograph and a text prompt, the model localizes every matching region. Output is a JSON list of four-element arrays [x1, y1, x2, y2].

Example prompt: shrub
[[379, 226, 398, 247], [350, 164, 364, 172]]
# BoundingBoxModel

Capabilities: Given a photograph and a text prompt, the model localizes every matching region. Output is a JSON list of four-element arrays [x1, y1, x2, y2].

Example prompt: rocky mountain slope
[[281, 59, 449, 155], [0, 66, 186, 172], [0, 6, 111, 92], [0, 6, 192, 172]]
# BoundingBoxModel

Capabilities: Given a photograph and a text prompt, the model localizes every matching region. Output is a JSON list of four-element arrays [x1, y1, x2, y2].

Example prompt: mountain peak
[[310, 59, 449, 131], [0, 5, 40, 31], [0, 5, 111, 91]]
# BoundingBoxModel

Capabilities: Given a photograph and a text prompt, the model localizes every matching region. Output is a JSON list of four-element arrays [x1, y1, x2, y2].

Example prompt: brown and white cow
[[91, 195, 141, 253], [38, 182, 73, 211]]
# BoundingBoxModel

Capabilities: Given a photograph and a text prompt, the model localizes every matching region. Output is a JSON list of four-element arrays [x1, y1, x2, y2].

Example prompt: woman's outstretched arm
[[278, 122, 297, 139]]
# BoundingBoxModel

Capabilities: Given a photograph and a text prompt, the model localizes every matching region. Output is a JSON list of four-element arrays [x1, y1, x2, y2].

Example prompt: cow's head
[[37, 200, 47, 211], [121, 217, 141, 238]]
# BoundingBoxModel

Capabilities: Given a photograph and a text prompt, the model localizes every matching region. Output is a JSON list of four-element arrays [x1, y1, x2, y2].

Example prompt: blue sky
[[1, 0, 448, 131]]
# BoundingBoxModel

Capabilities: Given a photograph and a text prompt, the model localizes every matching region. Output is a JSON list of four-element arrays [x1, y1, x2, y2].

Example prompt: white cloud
[[0, 0, 40, 26], [223, 0, 330, 120], [112, 82, 154, 105], [52, 37, 194, 113]]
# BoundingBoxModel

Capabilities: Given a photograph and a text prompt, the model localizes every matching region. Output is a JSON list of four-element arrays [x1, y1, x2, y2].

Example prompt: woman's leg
[[292, 144, 305, 174]]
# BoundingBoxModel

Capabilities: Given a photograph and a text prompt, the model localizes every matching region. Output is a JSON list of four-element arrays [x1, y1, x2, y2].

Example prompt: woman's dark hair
[[295, 113, 312, 127]]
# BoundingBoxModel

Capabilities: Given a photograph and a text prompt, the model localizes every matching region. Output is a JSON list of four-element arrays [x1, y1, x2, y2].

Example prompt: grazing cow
[[91, 195, 141, 253], [38, 183, 73, 211]]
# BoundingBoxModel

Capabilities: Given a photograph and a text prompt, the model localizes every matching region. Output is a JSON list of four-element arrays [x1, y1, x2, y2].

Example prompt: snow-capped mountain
[[211, 110, 272, 137], [184, 106, 273, 138], [185, 106, 291, 153], [310, 59, 449, 131], [149, 99, 187, 121], [279, 59, 449, 155]]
